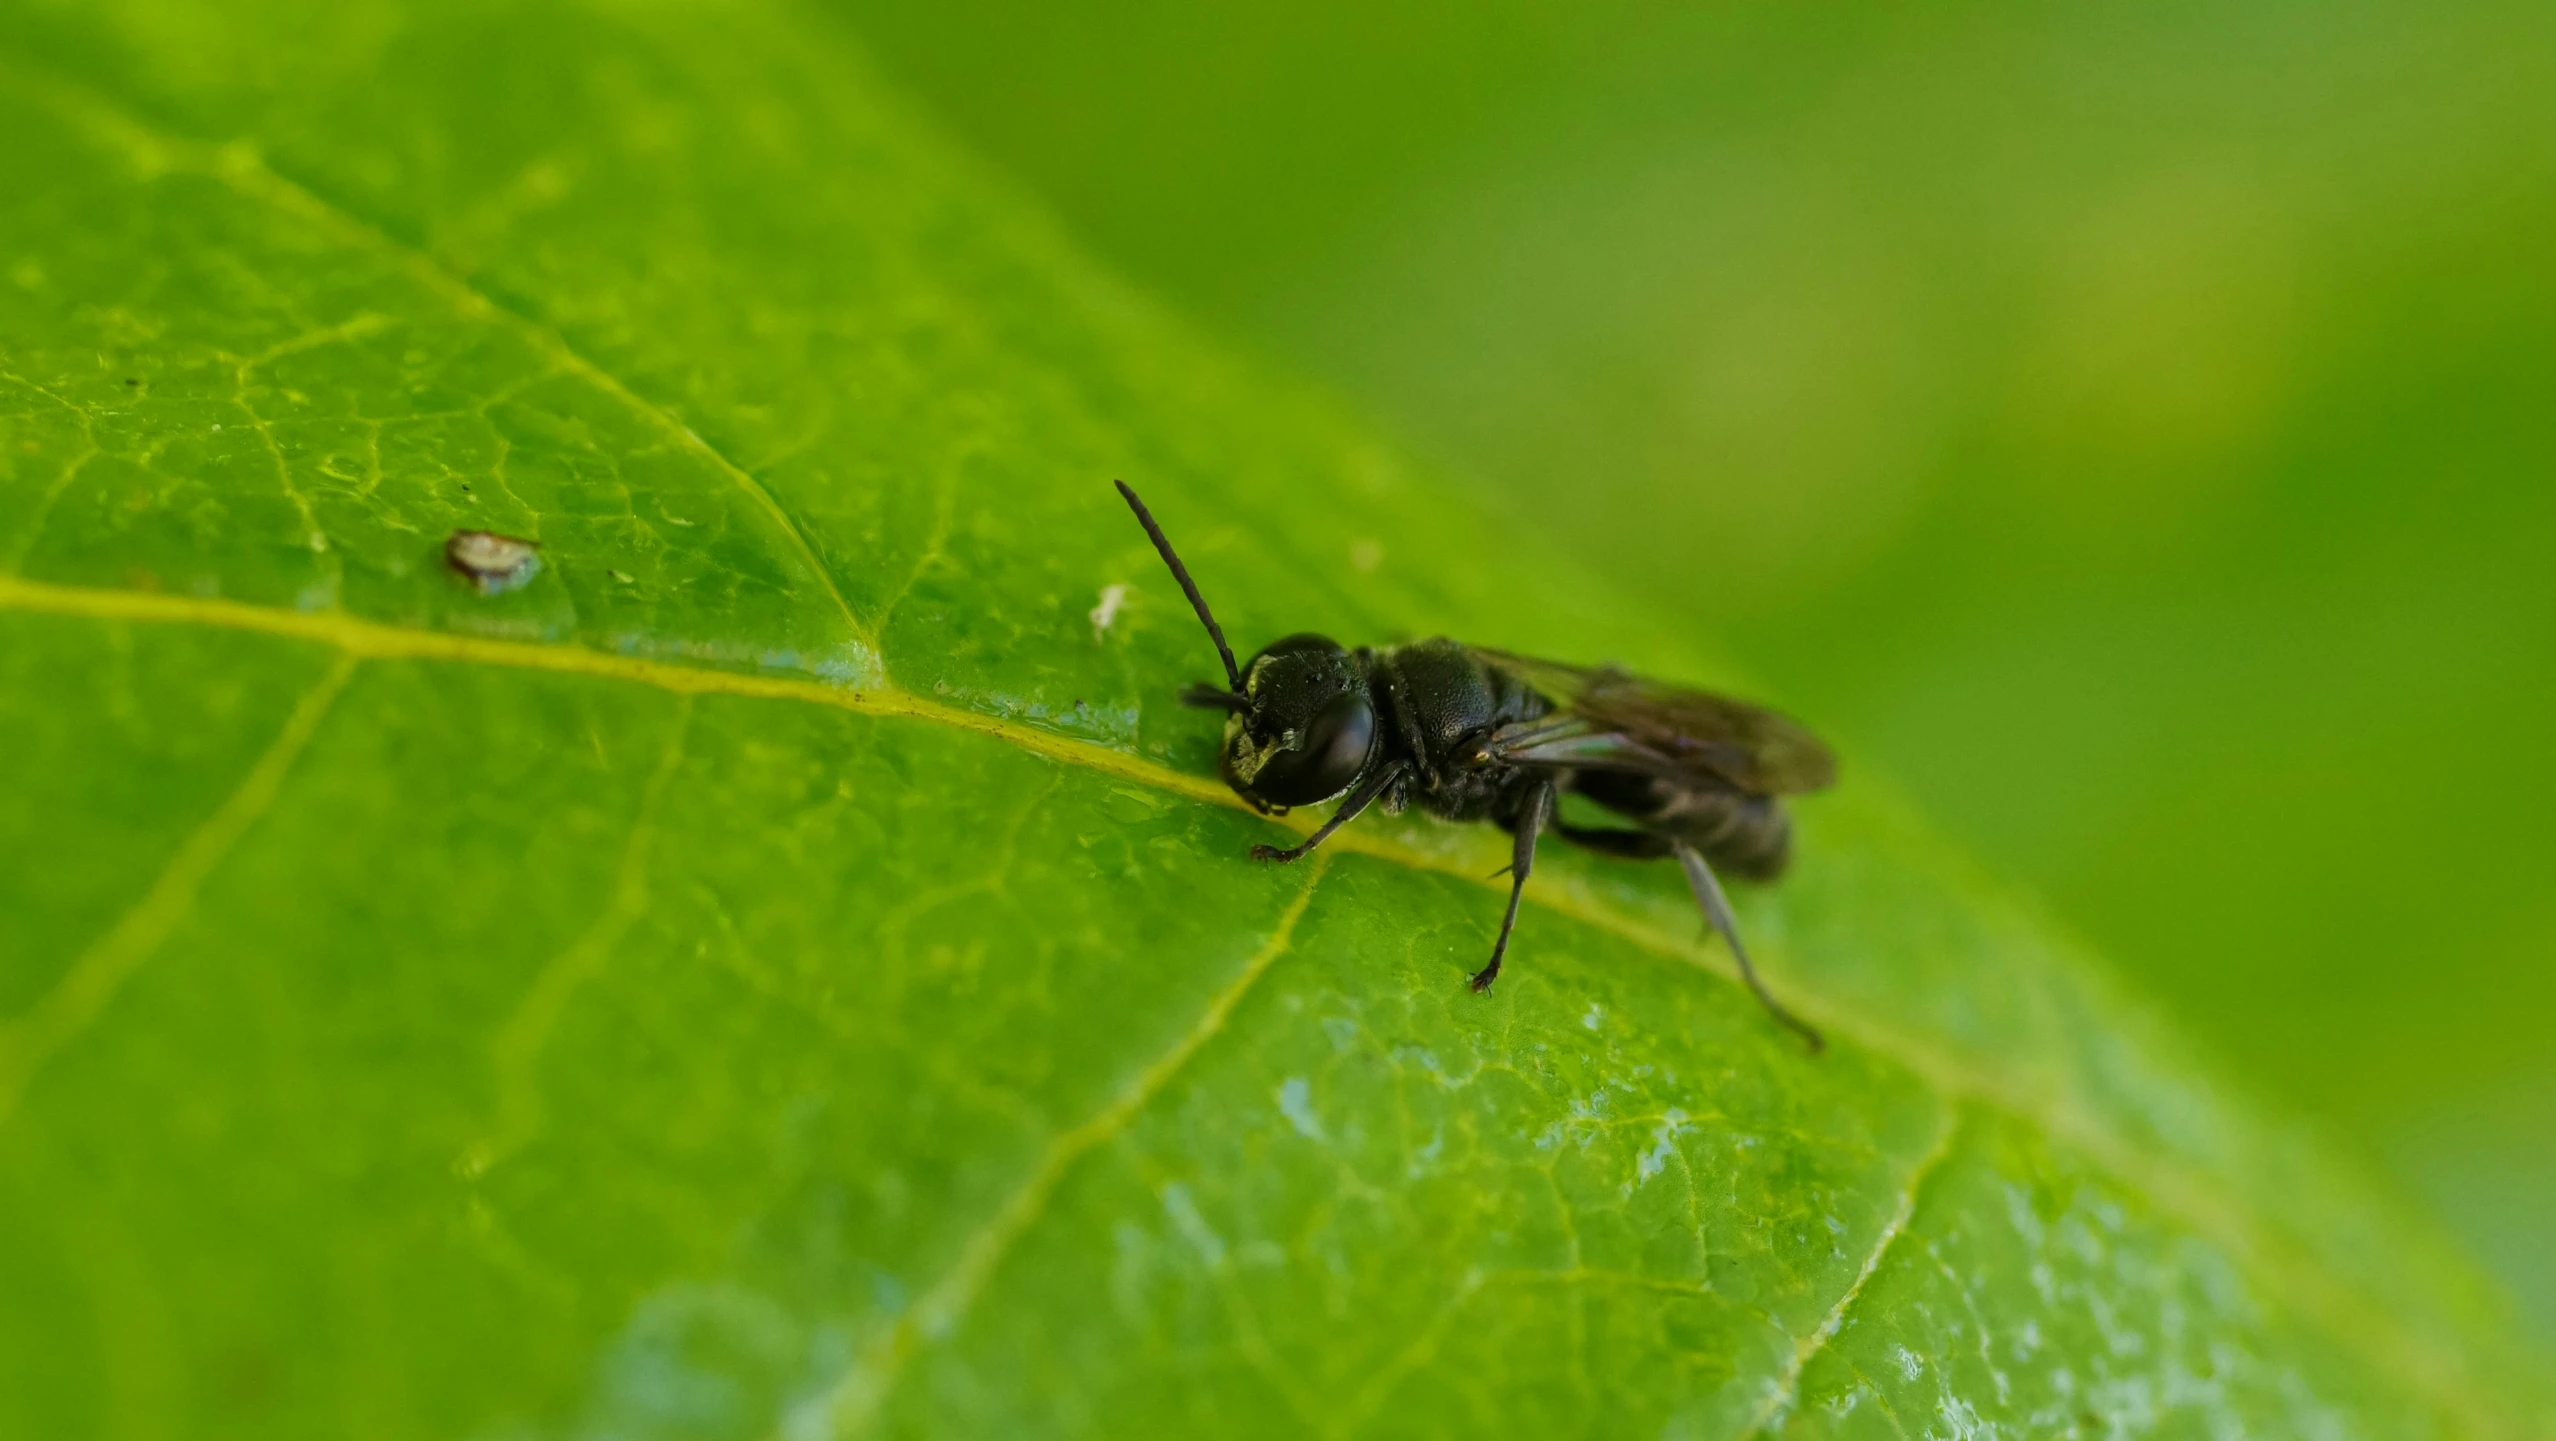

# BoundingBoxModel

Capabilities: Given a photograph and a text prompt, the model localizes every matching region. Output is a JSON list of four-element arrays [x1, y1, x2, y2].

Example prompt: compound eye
[[1249, 691, 1377, 807]]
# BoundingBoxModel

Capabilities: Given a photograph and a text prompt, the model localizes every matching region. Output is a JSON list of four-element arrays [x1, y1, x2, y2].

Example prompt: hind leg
[[1672, 839, 1823, 1053]]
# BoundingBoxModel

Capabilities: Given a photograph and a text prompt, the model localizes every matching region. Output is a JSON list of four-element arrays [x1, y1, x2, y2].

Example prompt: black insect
[[1115, 482, 1835, 1050]]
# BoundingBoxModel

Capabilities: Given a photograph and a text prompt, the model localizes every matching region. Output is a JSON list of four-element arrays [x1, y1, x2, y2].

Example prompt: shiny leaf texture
[[0, 3, 2545, 1438]]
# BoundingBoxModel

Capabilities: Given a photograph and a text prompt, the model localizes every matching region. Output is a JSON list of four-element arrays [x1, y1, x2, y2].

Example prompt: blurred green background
[[825, 0, 2556, 1326]]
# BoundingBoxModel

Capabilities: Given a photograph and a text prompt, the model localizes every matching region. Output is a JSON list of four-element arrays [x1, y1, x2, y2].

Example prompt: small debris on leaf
[[445, 529, 542, 594], [1089, 582, 1128, 637]]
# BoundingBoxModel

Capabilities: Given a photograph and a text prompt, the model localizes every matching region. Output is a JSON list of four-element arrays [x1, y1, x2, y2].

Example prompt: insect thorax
[[1367, 638, 1554, 818]]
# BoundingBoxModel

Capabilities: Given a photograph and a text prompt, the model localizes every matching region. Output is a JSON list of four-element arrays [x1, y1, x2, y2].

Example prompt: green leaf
[[0, 4, 2543, 1438]]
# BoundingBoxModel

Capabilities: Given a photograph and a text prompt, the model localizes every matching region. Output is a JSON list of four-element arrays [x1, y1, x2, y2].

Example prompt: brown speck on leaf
[[445, 529, 542, 595]]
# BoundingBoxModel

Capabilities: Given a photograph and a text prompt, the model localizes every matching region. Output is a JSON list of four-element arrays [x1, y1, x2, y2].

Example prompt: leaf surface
[[0, 3, 2544, 1437]]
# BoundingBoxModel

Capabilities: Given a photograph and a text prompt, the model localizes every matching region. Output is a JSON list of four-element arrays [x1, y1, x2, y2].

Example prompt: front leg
[[1470, 778, 1555, 992], [1251, 760, 1404, 863]]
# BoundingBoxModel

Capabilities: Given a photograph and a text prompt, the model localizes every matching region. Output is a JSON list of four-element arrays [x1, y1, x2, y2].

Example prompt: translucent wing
[[1469, 647, 1837, 796]]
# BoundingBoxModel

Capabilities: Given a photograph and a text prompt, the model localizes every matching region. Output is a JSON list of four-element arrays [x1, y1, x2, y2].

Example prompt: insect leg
[[1250, 760, 1404, 863], [1471, 779, 1555, 993], [1671, 839, 1823, 1053]]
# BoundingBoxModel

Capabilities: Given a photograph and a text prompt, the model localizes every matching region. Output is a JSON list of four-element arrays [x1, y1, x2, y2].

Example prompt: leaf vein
[[818, 850, 1334, 1437], [0, 651, 358, 1125], [0, 58, 872, 655], [866, 460, 958, 641], [471, 693, 696, 1171], [1742, 1102, 1963, 1440], [0, 371, 102, 573]]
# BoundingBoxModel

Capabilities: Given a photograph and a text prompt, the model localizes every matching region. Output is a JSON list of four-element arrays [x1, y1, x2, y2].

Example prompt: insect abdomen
[[1572, 771, 1793, 880], [1675, 793, 1791, 880]]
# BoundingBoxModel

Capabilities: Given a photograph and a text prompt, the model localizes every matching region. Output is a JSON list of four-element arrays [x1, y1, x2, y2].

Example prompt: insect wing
[[1470, 647, 1836, 795]]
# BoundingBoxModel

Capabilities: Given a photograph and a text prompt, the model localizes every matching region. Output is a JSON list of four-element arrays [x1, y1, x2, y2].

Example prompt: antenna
[[1116, 480, 1245, 693]]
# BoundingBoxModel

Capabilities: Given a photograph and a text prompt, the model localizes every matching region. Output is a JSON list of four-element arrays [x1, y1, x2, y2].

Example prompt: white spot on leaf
[[1159, 1182, 1226, 1266], [1089, 582, 1128, 636], [1633, 1107, 1688, 1190], [1277, 1076, 1327, 1142], [1408, 1122, 1444, 1178]]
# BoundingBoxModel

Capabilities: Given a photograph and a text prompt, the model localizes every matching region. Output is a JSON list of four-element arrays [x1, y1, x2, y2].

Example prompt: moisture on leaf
[[0, 3, 2547, 1439]]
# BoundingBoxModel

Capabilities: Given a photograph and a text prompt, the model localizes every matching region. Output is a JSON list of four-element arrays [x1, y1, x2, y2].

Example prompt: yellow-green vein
[[821, 850, 1335, 1436], [0, 650, 358, 1124], [470, 692, 697, 1173], [1739, 1101, 1964, 1440], [0, 56, 873, 658]]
